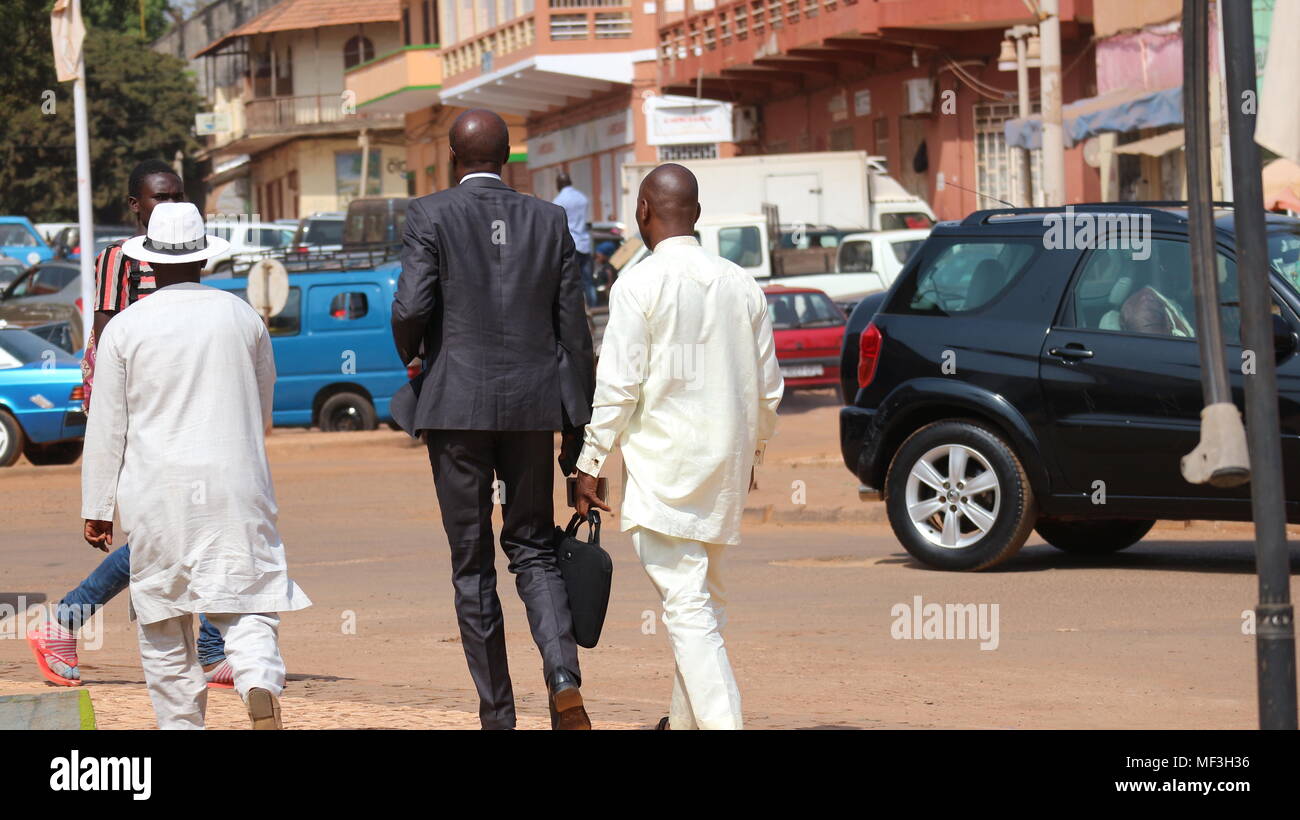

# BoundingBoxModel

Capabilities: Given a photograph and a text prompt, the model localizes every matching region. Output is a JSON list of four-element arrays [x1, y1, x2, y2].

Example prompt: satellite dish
[[1083, 137, 1102, 168], [247, 258, 289, 319]]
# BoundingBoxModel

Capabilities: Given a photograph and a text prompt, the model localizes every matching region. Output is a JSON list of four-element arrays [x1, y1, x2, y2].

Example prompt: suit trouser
[[136, 612, 283, 730], [632, 526, 743, 730], [425, 429, 581, 729]]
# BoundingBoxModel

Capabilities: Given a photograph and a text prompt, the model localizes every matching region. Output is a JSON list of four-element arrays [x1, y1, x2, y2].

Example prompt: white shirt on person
[[81, 282, 311, 624], [576, 235, 784, 545]]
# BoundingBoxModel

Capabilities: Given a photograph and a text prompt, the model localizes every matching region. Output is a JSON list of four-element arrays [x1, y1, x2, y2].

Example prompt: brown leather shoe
[[246, 687, 282, 730], [549, 685, 591, 730]]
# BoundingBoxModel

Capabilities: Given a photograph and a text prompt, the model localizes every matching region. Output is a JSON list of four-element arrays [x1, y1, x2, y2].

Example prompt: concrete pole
[[358, 128, 371, 198], [73, 0, 94, 344], [1014, 29, 1034, 207], [1039, 0, 1065, 206]]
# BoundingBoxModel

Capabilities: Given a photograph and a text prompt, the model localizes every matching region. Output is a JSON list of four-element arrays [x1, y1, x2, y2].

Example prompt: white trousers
[[136, 612, 284, 730], [632, 526, 742, 730]]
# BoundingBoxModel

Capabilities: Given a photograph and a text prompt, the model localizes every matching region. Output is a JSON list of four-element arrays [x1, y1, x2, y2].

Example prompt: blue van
[[208, 262, 410, 431]]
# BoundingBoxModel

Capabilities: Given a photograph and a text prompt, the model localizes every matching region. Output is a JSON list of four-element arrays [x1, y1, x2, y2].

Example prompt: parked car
[[0, 326, 86, 466], [764, 285, 846, 397], [833, 228, 931, 304], [35, 222, 76, 244], [50, 224, 136, 261], [207, 264, 410, 431], [0, 260, 85, 351], [291, 212, 345, 253], [0, 217, 55, 267], [343, 197, 408, 248], [204, 221, 297, 277], [840, 204, 1300, 571], [777, 224, 860, 250]]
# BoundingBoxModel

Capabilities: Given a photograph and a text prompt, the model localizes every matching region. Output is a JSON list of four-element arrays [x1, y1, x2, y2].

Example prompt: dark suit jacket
[[391, 175, 595, 433]]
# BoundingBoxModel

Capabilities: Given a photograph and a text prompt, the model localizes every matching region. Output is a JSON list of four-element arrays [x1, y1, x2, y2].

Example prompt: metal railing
[[243, 94, 397, 133]]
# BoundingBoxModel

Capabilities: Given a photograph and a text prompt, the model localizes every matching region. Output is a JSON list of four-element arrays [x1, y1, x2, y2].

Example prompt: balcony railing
[[443, 16, 537, 78], [659, 0, 858, 61], [243, 94, 399, 133]]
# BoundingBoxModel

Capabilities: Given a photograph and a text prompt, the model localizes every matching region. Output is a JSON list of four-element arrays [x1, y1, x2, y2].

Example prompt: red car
[[763, 285, 847, 397]]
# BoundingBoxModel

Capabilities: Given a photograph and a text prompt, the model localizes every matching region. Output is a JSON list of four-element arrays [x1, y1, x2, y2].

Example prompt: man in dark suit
[[392, 109, 594, 730]]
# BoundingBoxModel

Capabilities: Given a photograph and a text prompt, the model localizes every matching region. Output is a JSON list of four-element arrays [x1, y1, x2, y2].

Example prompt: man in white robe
[[573, 164, 783, 729], [81, 202, 311, 730]]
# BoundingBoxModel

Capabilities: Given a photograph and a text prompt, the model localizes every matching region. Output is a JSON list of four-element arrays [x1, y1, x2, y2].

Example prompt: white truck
[[610, 215, 931, 307], [619, 151, 936, 232]]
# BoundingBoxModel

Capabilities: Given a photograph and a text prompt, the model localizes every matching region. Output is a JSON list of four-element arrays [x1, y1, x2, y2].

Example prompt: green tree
[[0, 1, 200, 224]]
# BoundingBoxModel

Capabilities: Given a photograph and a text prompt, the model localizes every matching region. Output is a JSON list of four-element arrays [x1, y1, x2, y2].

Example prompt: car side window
[[718, 226, 763, 268], [329, 292, 369, 320], [722, 226, 759, 267], [1066, 240, 1242, 342], [839, 241, 873, 272], [896, 240, 1037, 315]]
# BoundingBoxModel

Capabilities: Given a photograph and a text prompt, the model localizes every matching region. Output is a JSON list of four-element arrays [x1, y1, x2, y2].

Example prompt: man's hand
[[558, 427, 583, 476], [84, 520, 113, 552], [574, 470, 611, 519]]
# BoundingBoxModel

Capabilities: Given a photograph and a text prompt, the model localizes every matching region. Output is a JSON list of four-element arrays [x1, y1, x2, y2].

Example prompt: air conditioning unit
[[904, 78, 935, 116]]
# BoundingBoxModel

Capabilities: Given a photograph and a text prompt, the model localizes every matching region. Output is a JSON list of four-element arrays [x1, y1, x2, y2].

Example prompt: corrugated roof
[[194, 0, 400, 57]]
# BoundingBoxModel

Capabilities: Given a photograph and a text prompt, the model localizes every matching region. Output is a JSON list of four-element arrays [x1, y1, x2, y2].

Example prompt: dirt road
[[1, 392, 1295, 728]]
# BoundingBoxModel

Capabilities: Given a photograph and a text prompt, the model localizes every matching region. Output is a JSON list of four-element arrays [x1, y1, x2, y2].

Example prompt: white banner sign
[[644, 95, 734, 146]]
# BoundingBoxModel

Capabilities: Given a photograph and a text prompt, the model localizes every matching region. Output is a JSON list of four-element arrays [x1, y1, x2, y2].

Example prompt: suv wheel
[[318, 392, 377, 432], [1035, 518, 1155, 555], [885, 420, 1036, 571]]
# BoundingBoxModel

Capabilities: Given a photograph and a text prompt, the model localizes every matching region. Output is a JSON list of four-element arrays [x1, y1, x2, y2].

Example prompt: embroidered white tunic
[[81, 282, 311, 625], [576, 235, 784, 545]]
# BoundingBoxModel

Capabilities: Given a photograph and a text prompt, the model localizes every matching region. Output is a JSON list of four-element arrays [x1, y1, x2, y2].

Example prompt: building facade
[[192, 0, 410, 221]]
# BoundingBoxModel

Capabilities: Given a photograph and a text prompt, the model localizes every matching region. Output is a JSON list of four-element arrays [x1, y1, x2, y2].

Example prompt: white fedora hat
[[121, 202, 230, 264]]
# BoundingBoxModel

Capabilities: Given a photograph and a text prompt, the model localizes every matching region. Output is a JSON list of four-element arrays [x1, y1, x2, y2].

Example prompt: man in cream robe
[[574, 165, 783, 729], [81, 202, 310, 729]]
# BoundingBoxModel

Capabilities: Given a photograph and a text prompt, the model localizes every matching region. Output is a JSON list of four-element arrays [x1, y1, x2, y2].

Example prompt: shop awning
[[1113, 128, 1185, 156], [1005, 85, 1183, 150]]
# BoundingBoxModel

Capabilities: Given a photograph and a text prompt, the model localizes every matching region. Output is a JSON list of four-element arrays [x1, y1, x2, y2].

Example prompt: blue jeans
[[57, 543, 227, 665], [576, 252, 598, 307]]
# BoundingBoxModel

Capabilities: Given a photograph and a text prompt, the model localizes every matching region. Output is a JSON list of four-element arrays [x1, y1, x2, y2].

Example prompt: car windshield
[[766, 291, 845, 329], [0, 263, 23, 285], [0, 328, 73, 365], [0, 225, 38, 247], [1268, 227, 1300, 296]]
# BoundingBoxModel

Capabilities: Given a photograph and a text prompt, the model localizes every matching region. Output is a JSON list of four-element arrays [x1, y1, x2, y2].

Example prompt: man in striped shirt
[[28, 160, 233, 689]]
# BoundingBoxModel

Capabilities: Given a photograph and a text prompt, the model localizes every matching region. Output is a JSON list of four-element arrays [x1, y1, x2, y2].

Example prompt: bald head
[[450, 109, 510, 178], [636, 163, 701, 248]]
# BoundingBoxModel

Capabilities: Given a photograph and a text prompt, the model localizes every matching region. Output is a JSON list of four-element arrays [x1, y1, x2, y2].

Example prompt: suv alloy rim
[[904, 444, 1001, 549]]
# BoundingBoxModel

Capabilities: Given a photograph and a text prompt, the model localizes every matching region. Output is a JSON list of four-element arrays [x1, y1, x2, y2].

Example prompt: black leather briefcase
[[553, 511, 613, 649]]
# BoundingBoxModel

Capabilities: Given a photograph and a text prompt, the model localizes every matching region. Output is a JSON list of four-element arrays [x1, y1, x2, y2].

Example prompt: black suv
[[839, 204, 1300, 571]]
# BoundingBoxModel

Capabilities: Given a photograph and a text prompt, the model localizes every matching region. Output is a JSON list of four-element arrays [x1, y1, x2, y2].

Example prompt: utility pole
[[1007, 25, 1037, 207], [1219, 0, 1298, 731], [1038, 0, 1065, 206], [359, 128, 371, 199]]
